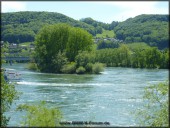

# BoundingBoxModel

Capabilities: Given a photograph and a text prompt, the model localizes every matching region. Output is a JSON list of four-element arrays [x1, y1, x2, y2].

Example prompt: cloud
[[96, 1, 168, 21], [2, 1, 27, 12]]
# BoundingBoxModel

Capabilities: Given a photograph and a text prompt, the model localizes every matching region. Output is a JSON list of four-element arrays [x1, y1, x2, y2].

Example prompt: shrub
[[1, 72, 19, 126], [61, 62, 76, 74], [17, 101, 62, 127], [85, 63, 93, 73], [92, 62, 104, 74], [51, 51, 68, 73], [27, 63, 39, 71], [136, 81, 168, 127], [76, 66, 86, 74], [75, 51, 95, 67]]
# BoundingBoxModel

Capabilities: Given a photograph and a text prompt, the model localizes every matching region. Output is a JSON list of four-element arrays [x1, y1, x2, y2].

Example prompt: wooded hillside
[[1, 12, 169, 49], [114, 14, 169, 49]]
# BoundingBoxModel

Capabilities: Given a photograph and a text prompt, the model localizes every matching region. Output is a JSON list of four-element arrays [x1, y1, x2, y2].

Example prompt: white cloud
[[2, 1, 27, 12], [96, 1, 168, 21]]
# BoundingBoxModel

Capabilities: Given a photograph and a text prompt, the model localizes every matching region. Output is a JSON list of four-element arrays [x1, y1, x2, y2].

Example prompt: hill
[[1, 11, 100, 44], [1, 12, 169, 50], [114, 14, 169, 49]]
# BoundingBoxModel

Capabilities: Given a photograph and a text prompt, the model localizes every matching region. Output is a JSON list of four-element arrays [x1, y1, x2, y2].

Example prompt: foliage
[[97, 39, 120, 49], [66, 27, 93, 61], [34, 23, 93, 73], [2, 12, 169, 50], [85, 63, 93, 73], [92, 62, 104, 74], [114, 14, 169, 49], [51, 51, 68, 73], [95, 44, 169, 69], [2, 11, 107, 43], [126, 42, 150, 51], [27, 62, 39, 71], [136, 81, 169, 127], [75, 51, 95, 67], [80, 17, 118, 31], [61, 62, 76, 74], [1, 71, 19, 127], [16, 101, 62, 127], [95, 30, 115, 38], [76, 66, 86, 74]]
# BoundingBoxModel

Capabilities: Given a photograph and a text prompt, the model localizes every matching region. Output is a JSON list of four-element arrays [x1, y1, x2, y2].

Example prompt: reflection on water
[[2, 63, 169, 126]]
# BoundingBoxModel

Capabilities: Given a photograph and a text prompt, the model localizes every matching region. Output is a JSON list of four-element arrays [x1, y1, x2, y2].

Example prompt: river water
[[2, 63, 169, 126]]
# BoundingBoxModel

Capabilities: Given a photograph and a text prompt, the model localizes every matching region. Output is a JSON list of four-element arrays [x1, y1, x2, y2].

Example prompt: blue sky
[[1, 1, 169, 23]]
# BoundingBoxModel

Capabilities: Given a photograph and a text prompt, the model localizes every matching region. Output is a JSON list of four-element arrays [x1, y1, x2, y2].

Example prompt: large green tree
[[34, 23, 93, 73], [66, 27, 93, 61]]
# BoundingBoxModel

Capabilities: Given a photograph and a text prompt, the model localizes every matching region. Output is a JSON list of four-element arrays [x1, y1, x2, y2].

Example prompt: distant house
[[9, 43, 18, 49]]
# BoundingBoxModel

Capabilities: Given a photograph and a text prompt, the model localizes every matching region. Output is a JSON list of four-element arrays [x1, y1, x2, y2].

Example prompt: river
[[2, 63, 169, 126]]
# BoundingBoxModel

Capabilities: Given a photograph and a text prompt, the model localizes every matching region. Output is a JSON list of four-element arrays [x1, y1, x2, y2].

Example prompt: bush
[[51, 51, 68, 73], [17, 101, 62, 127], [136, 81, 168, 126], [75, 51, 95, 67], [92, 62, 104, 74], [61, 62, 76, 74], [27, 63, 39, 71], [85, 63, 93, 73], [1, 72, 19, 126], [76, 66, 86, 74]]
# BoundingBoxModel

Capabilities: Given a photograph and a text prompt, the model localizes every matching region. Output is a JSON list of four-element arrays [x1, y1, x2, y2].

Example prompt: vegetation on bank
[[1, 70, 19, 127], [16, 102, 62, 127], [95, 44, 169, 69], [26, 23, 169, 74], [136, 81, 169, 127]]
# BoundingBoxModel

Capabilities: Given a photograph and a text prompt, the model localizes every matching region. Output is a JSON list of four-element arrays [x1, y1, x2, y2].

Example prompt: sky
[[1, 1, 169, 23]]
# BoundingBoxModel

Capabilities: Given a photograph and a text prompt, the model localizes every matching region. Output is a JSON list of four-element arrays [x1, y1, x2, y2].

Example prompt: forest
[[1, 12, 169, 50], [114, 14, 169, 49]]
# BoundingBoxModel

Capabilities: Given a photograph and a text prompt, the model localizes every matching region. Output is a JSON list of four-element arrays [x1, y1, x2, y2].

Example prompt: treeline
[[97, 39, 121, 49], [80, 17, 118, 32], [95, 44, 169, 69], [114, 14, 169, 49]]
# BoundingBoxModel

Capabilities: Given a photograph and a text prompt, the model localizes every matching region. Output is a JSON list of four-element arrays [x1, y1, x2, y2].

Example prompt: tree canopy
[[34, 23, 93, 73]]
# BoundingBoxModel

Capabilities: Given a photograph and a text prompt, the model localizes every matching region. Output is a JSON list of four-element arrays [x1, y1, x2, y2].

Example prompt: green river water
[[2, 63, 169, 126]]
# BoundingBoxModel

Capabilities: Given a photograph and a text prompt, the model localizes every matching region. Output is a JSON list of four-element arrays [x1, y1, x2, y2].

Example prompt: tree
[[136, 81, 168, 126], [34, 23, 93, 73], [117, 44, 131, 67], [66, 27, 93, 61]]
